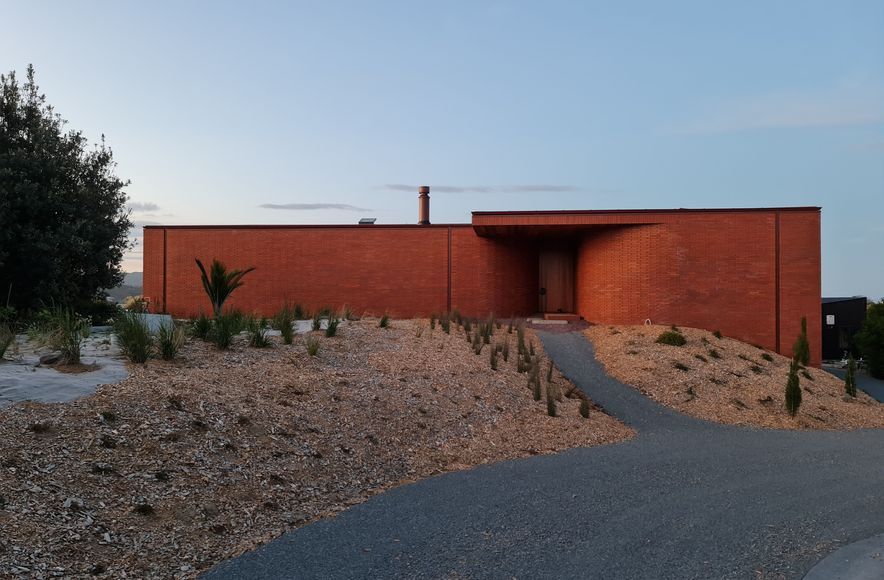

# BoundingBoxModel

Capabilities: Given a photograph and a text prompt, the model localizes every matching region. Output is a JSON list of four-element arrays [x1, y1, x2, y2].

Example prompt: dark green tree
[[785, 356, 802, 417], [856, 300, 884, 379], [0, 65, 131, 314], [792, 316, 811, 366], [845, 354, 857, 397]]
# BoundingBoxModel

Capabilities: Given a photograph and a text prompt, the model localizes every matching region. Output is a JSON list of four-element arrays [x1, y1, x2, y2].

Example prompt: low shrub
[[191, 312, 212, 340], [673, 361, 690, 372], [379, 314, 390, 328], [114, 312, 153, 363], [156, 322, 186, 360], [656, 330, 686, 347], [708, 348, 721, 359], [246, 317, 271, 348], [579, 399, 590, 419], [325, 315, 340, 337], [305, 336, 320, 356], [271, 305, 295, 345]]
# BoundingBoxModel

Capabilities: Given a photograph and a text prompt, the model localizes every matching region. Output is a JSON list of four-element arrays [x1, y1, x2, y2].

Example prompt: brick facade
[[143, 207, 821, 364]]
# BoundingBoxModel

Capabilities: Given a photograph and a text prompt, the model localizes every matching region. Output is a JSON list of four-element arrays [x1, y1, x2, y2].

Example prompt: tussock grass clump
[[713, 330, 723, 339], [191, 312, 212, 340], [439, 314, 451, 334], [507, 318, 514, 334], [529, 339, 536, 356], [546, 389, 557, 417], [708, 348, 721, 359], [738, 354, 752, 362], [694, 354, 708, 363], [114, 312, 153, 364], [293, 304, 307, 319], [502, 340, 510, 362], [311, 311, 322, 332], [48, 307, 91, 365], [340, 305, 354, 321], [246, 317, 271, 348], [429, 314, 436, 330], [547, 360, 554, 383], [325, 315, 340, 337], [471, 331, 484, 355], [271, 305, 295, 345], [379, 314, 390, 328], [673, 361, 690, 372], [656, 330, 687, 347], [156, 322, 186, 360], [305, 336, 320, 356], [212, 313, 241, 350], [761, 352, 774, 362], [579, 399, 590, 419], [749, 364, 764, 374], [490, 345, 499, 370]]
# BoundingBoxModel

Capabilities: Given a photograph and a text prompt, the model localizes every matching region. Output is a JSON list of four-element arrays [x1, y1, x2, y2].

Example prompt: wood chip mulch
[[0, 319, 631, 579], [586, 324, 884, 430]]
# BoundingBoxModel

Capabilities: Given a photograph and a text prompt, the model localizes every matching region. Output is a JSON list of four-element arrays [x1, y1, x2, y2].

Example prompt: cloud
[[682, 82, 884, 133], [128, 201, 160, 212], [259, 203, 372, 211], [382, 184, 582, 193]]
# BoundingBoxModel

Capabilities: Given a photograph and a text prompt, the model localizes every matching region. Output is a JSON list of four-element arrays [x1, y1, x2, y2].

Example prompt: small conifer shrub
[[579, 399, 590, 419], [656, 330, 687, 346], [785, 357, 802, 417], [845, 355, 857, 397], [792, 317, 811, 366]]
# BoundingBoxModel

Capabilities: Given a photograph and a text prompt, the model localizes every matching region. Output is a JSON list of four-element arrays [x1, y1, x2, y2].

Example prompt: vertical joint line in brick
[[162, 227, 168, 314], [447, 226, 452, 312]]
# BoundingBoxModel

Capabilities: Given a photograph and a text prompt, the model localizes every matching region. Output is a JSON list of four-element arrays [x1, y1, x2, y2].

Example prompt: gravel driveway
[[204, 332, 884, 579]]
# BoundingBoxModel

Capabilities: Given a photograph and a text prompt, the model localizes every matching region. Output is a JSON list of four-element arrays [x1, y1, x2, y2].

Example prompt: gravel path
[[204, 332, 884, 579]]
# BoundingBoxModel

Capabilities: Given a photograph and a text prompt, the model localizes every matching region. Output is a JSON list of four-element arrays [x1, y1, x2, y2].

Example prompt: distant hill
[[105, 271, 142, 302]]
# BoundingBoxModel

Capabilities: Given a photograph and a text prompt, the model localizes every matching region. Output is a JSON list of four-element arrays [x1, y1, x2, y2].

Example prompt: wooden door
[[539, 250, 574, 313]]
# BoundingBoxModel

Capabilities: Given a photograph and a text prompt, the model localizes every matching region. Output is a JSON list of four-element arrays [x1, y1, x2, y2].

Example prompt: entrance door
[[539, 249, 574, 313]]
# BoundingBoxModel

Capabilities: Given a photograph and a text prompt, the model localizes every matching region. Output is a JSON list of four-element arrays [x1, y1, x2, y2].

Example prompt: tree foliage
[[0, 65, 132, 314], [195, 258, 255, 317], [785, 356, 802, 417], [856, 300, 884, 379]]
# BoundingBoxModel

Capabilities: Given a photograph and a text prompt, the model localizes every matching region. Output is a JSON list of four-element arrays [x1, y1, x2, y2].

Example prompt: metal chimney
[[418, 185, 430, 225]]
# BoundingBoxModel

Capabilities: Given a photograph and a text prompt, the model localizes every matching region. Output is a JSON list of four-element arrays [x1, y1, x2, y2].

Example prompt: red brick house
[[143, 188, 821, 363]]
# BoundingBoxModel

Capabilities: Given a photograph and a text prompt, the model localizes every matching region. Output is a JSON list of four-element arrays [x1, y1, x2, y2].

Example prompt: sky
[[2, 1, 882, 298]]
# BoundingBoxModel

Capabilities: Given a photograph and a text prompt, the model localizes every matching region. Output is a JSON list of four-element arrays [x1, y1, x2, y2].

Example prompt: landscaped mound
[[0, 319, 630, 578], [586, 324, 884, 430]]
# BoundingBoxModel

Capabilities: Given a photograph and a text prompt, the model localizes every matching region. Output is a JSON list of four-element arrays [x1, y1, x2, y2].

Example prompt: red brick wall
[[143, 208, 821, 363]]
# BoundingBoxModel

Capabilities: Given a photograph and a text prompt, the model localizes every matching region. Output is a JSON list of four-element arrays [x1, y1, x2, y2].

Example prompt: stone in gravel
[[38, 353, 62, 366]]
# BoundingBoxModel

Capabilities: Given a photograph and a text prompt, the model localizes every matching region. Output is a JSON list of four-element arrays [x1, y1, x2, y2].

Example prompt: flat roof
[[472, 207, 821, 216]]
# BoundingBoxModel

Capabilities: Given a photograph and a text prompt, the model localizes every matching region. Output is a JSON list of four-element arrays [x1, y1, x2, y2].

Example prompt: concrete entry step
[[526, 318, 569, 325], [544, 313, 581, 322]]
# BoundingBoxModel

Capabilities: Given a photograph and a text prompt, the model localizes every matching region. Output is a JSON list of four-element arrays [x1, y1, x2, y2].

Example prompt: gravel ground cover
[[586, 324, 884, 430], [0, 318, 630, 578]]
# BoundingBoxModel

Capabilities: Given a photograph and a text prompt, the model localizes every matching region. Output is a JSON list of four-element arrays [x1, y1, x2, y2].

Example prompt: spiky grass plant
[[708, 348, 721, 359], [379, 314, 390, 328], [325, 314, 341, 337], [490, 344, 499, 370], [311, 311, 322, 332], [845, 355, 857, 397], [761, 352, 774, 362], [472, 331, 484, 355], [532, 374, 542, 401], [293, 304, 306, 319], [195, 258, 255, 317], [507, 318, 513, 334], [114, 312, 153, 363], [246, 317, 272, 347], [546, 360, 554, 383], [529, 339, 535, 356], [191, 312, 212, 340], [546, 389, 557, 417], [49, 307, 90, 365], [156, 322, 186, 360], [440, 315, 451, 334], [579, 399, 590, 419], [463, 318, 472, 333], [272, 305, 295, 345], [517, 323, 526, 356], [305, 335, 320, 356], [340, 305, 354, 321], [713, 330, 723, 339], [430, 314, 436, 330], [785, 356, 802, 417], [502, 340, 510, 362]]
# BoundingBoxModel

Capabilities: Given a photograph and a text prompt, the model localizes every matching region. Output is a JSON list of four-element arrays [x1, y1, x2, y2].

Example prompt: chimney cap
[[418, 185, 430, 194]]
